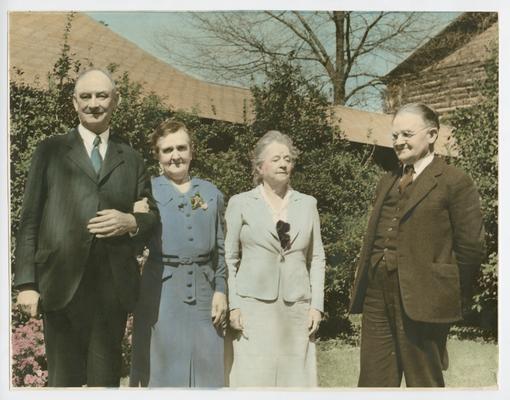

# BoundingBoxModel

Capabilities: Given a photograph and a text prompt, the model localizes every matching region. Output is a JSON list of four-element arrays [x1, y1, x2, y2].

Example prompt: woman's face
[[258, 141, 293, 187], [156, 129, 192, 181]]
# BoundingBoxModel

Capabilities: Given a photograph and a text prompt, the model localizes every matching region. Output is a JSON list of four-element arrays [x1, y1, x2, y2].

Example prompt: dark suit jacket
[[349, 157, 484, 323], [14, 127, 159, 313]]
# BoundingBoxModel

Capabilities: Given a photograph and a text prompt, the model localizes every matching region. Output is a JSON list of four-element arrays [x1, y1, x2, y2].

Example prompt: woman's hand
[[308, 308, 322, 337], [133, 197, 149, 213], [211, 291, 227, 330], [229, 308, 244, 332]]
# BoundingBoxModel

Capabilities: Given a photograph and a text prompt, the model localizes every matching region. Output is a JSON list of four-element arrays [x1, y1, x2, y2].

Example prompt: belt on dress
[[160, 252, 213, 266]]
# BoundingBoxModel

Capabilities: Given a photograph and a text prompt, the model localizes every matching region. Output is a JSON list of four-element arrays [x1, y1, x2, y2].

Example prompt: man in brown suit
[[349, 103, 484, 387]]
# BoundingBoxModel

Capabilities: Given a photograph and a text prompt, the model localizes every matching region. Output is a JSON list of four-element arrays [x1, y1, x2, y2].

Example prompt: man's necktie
[[91, 136, 102, 174], [398, 164, 414, 194]]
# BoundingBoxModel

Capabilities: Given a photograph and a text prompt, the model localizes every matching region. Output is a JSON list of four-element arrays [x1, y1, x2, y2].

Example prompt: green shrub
[[446, 47, 498, 337]]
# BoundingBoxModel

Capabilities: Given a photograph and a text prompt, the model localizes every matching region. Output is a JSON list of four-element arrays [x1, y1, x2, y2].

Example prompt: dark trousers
[[43, 244, 128, 387], [358, 262, 449, 387]]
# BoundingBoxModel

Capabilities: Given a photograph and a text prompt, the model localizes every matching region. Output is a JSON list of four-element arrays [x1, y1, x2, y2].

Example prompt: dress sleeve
[[224, 194, 243, 310], [213, 191, 227, 293], [308, 198, 326, 312]]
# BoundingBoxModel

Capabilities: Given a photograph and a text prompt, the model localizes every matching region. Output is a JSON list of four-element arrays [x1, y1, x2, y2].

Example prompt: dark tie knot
[[93, 136, 101, 147], [399, 164, 415, 194]]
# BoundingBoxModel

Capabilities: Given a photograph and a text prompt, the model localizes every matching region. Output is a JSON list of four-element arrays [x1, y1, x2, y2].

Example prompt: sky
[[86, 11, 460, 111]]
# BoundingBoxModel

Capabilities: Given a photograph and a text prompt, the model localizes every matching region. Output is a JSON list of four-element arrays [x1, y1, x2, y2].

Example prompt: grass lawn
[[317, 338, 498, 388]]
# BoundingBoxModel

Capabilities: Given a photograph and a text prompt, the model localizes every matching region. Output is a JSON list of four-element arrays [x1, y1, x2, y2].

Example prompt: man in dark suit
[[14, 68, 159, 387], [349, 103, 484, 387]]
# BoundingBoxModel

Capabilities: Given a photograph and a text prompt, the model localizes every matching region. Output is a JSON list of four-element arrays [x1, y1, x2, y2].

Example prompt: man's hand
[[87, 209, 137, 238], [308, 308, 322, 337], [133, 197, 149, 213], [211, 292, 227, 331], [16, 290, 40, 317]]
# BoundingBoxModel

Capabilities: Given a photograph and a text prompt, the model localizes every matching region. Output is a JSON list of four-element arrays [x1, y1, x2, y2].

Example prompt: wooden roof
[[9, 12, 253, 124], [331, 105, 457, 157]]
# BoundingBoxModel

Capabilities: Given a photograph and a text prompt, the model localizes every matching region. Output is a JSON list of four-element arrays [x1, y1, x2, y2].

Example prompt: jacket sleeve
[[308, 198, 326, 312], [213, 191, 227, 294], [14, 142, 49, 289], [224, 194, 243, 310], [131, 155, 159, 242], [448, 171, 485, 314]]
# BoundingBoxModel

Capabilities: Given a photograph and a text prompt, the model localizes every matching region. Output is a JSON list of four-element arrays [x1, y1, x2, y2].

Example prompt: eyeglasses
[[391, 126, 432, 142], [276, 220, 291, 251]]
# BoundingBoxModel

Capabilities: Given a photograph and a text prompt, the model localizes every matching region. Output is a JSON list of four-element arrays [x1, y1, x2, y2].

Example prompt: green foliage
[[446, 47, 498, 335], [248, 60, 381, 337]]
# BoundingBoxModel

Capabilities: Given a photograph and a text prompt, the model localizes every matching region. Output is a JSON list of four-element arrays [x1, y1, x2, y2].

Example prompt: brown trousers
[[358, 262, 449, 387]]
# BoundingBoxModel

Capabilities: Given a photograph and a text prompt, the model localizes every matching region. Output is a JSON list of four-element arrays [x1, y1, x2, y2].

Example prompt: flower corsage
[[190, 192, 208, 210]]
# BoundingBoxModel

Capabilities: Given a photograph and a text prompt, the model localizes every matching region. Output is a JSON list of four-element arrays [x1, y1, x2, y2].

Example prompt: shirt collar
[[78, 124, 110, 146], [405, 153, 434, 179]]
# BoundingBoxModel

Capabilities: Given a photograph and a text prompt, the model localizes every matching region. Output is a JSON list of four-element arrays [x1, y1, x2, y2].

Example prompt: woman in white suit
[[225, 130, 325, 387]]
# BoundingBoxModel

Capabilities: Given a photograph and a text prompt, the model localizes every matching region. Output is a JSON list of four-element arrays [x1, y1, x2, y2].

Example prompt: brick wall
[[385, 21, 498, 116]]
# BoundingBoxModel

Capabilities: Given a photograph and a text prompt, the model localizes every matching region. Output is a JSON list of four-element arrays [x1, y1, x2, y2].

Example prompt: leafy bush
[[446, 47, 498, 337]]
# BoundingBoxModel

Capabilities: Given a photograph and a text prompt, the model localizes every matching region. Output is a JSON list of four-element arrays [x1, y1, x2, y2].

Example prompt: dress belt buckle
[[180, 256, 193, 265]]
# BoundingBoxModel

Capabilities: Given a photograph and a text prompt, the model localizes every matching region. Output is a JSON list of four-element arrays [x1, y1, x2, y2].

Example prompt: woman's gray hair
[[251, 130, 300, 185]]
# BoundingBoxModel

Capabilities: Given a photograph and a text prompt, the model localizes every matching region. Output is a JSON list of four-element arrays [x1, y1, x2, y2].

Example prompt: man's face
[[392, 111, 437, 165], [73, 71, 119, 134], [157, 129, 192, 181]]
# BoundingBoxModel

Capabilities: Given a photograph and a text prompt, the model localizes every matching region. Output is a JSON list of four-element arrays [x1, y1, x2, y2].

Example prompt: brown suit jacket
[[349, 157, 484, 323]]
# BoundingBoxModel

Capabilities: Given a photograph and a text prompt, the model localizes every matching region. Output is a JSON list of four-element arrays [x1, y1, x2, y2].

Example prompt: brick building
[[383, 12, 498, 116]]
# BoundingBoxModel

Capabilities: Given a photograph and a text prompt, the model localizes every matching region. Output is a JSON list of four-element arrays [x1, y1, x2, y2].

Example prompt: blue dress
[[130, 176, 226, 387]]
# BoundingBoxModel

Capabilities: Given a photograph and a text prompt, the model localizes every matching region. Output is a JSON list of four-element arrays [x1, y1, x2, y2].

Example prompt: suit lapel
[[249, 188, 282, 252], [287, 191, 303, 245], [99, 136, 125, 183], [401, 157, 444, 218], [64, 128, 98, 183]]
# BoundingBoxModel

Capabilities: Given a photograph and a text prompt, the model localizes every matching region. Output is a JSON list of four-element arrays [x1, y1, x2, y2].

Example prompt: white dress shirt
[[78, 124, 109, 159], [406, 153, 435, 181]]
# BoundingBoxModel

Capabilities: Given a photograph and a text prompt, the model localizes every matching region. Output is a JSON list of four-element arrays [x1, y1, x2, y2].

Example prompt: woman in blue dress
[[130, 119, 227, 387]]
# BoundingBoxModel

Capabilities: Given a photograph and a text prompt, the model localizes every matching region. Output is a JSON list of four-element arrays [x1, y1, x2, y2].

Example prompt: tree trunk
[[332, 11, 346, 105]]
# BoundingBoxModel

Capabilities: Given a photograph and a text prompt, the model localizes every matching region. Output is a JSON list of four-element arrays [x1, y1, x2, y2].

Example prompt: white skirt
[[228, 291, 317, 387]]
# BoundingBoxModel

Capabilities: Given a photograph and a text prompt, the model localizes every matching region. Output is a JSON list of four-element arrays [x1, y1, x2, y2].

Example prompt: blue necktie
[[91, 136, 102, 174]]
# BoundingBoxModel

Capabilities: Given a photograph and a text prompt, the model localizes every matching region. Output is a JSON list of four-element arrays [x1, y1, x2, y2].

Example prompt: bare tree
[[155, 11, 449, 107]]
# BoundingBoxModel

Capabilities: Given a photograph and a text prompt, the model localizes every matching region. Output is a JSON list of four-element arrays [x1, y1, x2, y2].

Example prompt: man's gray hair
[[74, 68, 117, 95], [393, 103, 440, 130]]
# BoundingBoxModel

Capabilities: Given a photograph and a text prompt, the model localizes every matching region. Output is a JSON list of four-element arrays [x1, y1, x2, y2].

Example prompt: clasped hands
[[16, 199, 150, 316], [87, 197, 150, 237]]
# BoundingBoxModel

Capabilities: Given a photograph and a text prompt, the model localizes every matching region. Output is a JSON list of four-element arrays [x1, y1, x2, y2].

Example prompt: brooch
[[190, 192, 208, 210]]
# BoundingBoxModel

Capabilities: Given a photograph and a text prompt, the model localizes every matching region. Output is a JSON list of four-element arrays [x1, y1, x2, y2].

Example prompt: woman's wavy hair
[[251, 130, 299, 185], [150, 119, 192, 159]]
